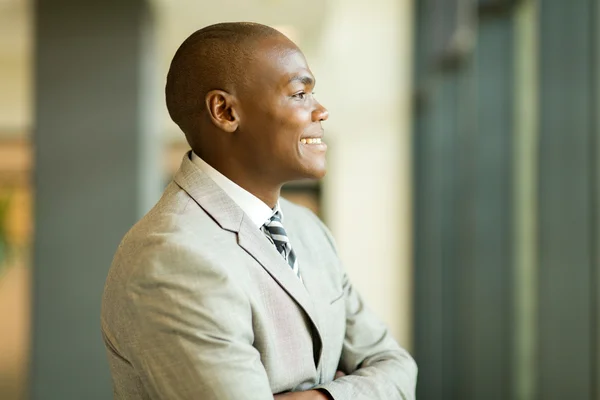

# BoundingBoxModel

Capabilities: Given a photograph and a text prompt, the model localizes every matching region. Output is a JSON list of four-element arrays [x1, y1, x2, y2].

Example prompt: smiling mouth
[[300, 138, 323, 144]]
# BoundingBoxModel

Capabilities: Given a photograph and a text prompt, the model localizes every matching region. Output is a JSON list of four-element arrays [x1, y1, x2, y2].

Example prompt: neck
[[228, 174, 282, 209], [199, 152, 282, 209], [246, 185, 281, 209]]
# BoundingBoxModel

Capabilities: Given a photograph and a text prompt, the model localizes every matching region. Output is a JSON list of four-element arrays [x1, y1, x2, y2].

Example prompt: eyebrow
[[288, 75, 315, 86]]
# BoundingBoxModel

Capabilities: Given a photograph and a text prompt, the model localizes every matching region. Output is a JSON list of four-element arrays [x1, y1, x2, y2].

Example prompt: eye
[[292, 92, 315, 100], [292, 92, 306, 100]]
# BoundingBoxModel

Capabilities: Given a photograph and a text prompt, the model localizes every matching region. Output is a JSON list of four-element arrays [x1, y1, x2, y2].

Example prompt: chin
[[282, 165, 326, 183], [282, 156, 327, 182], [308, 167, 327, 180], [300, 163, 327, 180]]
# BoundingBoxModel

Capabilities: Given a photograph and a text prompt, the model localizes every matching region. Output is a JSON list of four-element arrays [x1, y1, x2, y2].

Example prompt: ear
[[205, 90, 240, 133]]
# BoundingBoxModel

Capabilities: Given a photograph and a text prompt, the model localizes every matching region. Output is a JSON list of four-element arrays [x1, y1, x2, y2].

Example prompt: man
[[101, 22, 417, 399]]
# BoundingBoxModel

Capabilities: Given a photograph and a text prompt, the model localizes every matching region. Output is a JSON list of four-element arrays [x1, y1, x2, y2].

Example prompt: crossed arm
[[292, 217, 419, 399], [275, 264, 418, 400], [274, 372, 346, 399], [274, 388, 331, 400], [275, 390, 332, 400]]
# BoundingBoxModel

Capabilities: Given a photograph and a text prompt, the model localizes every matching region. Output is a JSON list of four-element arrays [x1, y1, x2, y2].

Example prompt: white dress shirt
[[191, 152, 278, 229]]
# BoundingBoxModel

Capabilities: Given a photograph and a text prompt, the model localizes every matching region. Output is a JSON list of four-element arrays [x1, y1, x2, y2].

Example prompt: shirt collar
[[190, 152, 279, 229]]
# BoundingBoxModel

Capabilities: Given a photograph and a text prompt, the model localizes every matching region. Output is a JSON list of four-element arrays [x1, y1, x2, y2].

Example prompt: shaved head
[[165, 22, 288, 141], [164, 21, 328, 204]]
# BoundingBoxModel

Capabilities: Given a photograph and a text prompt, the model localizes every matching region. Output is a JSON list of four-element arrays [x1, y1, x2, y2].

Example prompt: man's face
[[234, 36, 329, 184]]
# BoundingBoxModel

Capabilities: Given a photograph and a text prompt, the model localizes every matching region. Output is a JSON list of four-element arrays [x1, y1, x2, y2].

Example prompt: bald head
[[165, 22, 290, 140], [165, 21, 328, 197]]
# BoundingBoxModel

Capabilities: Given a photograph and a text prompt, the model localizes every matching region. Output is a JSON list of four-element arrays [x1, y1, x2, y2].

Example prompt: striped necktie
[[263, 211, 300, 278]]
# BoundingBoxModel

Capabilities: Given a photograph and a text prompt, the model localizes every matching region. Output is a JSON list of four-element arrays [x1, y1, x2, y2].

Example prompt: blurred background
[[0, 0, 597, 399]]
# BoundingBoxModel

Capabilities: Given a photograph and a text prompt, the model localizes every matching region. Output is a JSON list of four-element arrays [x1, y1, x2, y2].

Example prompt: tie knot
[[267, 211, 282, 225], [264, 211, 286, 237]]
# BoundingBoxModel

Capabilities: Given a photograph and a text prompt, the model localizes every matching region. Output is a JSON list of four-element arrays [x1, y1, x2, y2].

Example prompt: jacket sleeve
[[111, 240, 275, 400], [313, 220, 418, 400]]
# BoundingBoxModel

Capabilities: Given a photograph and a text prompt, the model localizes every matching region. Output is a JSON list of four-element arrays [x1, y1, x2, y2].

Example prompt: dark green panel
[[413, 0, 444, 397], [413, 75, 458, 400], [594, 0, 600, 396], [437, 77, 460, 400], [471, 15, 515, 400], [538, 0, 594, 399], [413, 118, 445, 400], [452, 60, 478, 400], [413, 3, 516, 400], [413, 1, 472, 399], [32, 1, 159, 399]]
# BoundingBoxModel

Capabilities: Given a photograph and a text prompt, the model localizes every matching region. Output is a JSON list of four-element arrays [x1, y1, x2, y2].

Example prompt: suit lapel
[[173, 152, 324, 366], [237, 214, 323, 346], [282, 221, 328, 372]]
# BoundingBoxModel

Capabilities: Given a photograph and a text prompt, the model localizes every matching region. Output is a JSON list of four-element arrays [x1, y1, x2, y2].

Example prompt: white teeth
[[301, 138, 322, 144]]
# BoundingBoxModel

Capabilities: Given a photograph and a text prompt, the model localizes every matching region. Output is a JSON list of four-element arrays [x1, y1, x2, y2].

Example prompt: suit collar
[[173, 151, 244, 232], [189, 151, 275, 228]]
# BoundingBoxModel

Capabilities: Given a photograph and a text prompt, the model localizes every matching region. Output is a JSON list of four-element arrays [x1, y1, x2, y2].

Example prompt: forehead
[[249, 36, 313, 87]]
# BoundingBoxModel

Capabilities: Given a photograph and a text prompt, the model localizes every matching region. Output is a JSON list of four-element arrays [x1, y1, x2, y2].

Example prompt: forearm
[[312, 217, 418, 399], [316, 353, 417, 400], [274, 389, 331, 400]]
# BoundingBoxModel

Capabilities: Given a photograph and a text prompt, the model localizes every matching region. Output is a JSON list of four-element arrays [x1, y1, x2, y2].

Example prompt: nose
[[312, 102, 329, 122]]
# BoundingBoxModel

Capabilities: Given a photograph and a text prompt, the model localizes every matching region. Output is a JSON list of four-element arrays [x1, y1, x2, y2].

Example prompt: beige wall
[[0, 0, 31, 135]]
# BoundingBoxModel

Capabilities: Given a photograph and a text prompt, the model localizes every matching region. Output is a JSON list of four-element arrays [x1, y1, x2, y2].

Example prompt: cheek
[[248, 100, 313, 157], [270, 109, 308, 144], [272, 99, 311, 126]]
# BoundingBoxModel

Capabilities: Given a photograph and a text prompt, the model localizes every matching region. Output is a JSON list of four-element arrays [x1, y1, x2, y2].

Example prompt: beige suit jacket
[[101, 153, 417, 399]]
